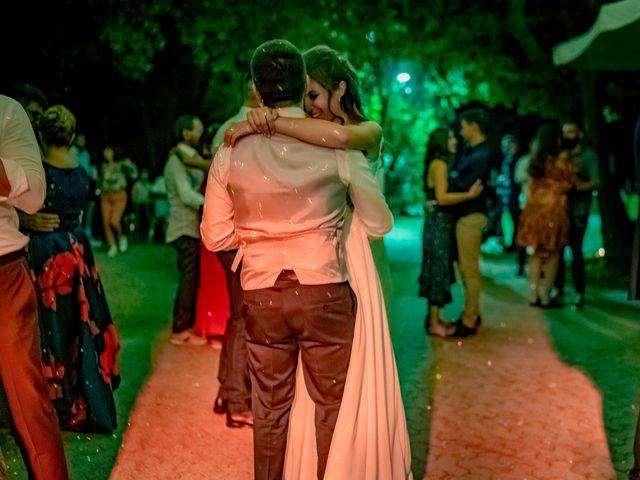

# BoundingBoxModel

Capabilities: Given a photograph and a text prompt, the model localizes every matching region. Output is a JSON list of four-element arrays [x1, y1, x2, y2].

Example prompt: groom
[[201, 39, 393, 480]]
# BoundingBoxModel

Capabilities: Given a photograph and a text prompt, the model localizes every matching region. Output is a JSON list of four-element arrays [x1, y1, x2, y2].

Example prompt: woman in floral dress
[[517, 125, 579, 307], [24, 105, 120, 432]]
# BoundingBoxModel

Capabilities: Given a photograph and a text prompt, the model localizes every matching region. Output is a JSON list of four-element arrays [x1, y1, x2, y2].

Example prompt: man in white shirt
[[0, 95, 68, 479], [208, 76, 260, 428], [164, 115, 207, 346], [201, 39, 393, 480], [211, 73, 260, 151]]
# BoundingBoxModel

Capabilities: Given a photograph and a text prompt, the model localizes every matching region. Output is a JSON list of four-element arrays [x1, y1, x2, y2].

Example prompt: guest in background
[[131, 168, 154, 240], [448, 108, 498, 337], [500, 134, 521, 251], [193, 124, 230, 342], [8, 83, 48, 132], [70, 133, 99, 243], [164, 115, 207, 347], [0, 94, 68, 480], [99, 145, 137, 257], [554, 120, 601, 307], [513, 140, 535, 276], [419, 127, 483, 337], [23, 105, 121, 433], [199, 76, 259, 425], [517, 125, 580, 307]]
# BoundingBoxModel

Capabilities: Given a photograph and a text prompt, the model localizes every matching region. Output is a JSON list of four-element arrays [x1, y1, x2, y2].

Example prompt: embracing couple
[[201, 40, 412, 479]]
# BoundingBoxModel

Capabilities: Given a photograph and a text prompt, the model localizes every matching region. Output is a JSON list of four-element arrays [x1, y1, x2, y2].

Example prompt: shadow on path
[[485, 256, 640, 479]]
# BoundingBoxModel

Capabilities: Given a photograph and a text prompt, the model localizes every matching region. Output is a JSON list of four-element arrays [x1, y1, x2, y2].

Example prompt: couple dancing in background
[[203, 40, 412, 479], [419, 110, 495, 338], [1, 96, 122, 479]]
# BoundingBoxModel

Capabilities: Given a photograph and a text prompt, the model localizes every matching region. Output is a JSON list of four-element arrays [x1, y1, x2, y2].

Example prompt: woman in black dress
[[419, 127, 483, 337]]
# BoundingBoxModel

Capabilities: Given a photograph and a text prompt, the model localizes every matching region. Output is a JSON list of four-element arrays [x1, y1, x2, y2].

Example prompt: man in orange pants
[[0, 94, 68, 479]]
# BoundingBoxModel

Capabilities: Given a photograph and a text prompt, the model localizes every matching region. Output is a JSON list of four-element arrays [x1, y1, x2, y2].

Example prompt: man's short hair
[[9, 83, 48, 109], [174, 115, 199, 143], [460, 108, 490, 134], [250, 39, 305, 107]]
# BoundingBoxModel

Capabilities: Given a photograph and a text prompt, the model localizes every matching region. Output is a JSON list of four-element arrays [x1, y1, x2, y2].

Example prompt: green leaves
[[101, 0, 172, 80]]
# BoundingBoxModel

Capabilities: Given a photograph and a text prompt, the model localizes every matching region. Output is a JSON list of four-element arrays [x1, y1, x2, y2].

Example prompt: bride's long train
[[283, 211, 413, 479]]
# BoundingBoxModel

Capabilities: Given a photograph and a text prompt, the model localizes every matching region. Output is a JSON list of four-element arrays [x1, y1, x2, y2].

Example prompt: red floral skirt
[[29, 229, 120, 433]]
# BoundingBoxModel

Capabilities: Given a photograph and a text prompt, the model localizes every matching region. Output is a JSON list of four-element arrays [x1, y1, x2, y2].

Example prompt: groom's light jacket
[[201, 106, 393, 291]]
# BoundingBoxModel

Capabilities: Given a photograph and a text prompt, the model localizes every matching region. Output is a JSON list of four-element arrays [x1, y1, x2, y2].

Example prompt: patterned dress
[[27, 163, 120, 433], [516, 153, 575, 254], [418, 187, 456, 307]]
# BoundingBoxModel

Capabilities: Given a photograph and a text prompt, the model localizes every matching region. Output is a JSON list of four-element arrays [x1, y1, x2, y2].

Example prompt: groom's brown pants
[[244, 270, 356, 480]]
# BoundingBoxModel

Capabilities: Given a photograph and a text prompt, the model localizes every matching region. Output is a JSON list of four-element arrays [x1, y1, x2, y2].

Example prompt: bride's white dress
[[283, 151, 413, 479]]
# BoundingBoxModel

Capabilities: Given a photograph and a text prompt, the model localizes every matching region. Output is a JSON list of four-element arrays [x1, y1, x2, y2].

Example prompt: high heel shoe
[[213, 395, 228, 415], [226, 410, 254, 428], [450, 315, 481, 338]]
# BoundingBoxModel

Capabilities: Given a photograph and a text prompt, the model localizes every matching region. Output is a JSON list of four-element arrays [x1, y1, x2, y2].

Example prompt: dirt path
[[109, 218, 635, 479], [109, 344, 252, 479], [425, 289, 616, 479]]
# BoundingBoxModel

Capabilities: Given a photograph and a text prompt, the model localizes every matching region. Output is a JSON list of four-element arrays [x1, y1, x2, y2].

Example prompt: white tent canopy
[[552, 0, 640, 70]]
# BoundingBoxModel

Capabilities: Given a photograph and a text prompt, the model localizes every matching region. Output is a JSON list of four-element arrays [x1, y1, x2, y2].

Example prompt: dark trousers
[[0, 253, 68, 480], [244, 271, 356, 480], [171, 236, 200, 333], [556, 212, 589, 295], [215, 250, 250, 412]]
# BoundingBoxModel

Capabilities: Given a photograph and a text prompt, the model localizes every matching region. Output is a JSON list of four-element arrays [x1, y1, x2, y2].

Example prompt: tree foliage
[[3, 0, 638, 265]]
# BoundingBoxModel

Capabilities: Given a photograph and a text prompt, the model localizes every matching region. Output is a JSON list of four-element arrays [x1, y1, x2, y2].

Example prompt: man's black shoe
[[226, 410, 253, 428], [213, 396, 228, 415]]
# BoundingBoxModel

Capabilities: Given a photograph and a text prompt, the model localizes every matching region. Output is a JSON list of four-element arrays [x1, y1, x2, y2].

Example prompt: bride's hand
[[224, 121, 256, 147], [247, 107, 278, 137]]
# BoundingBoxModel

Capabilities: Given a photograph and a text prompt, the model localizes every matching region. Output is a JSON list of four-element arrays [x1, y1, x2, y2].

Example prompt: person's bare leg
[[539, 253, 560, 306], [528, 253, 541, 305], [110, 192, 127, 243], [101, 197, 115, 246], [426, 305, 453, 337]]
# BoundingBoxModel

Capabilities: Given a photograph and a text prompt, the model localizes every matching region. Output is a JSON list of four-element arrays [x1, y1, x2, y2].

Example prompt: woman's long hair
[[303, 45, 367, 125], [528, 124, 561, 179], [424, 127, 451, 187]]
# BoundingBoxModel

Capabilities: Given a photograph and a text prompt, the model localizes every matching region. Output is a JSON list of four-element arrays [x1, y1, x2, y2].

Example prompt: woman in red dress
[[194, 246, 229, 339]]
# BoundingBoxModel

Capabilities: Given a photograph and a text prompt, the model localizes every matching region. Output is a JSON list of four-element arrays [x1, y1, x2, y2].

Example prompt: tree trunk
[[579, 71, 633, 272], [507, 0, 545, 63]]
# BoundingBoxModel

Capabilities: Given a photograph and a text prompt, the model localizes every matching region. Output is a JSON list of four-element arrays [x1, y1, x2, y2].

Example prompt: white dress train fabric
[[283, 209, 413, 479]]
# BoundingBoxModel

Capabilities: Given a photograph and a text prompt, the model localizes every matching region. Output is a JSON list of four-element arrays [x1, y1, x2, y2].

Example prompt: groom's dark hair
[[251, 39, 305, 107]]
